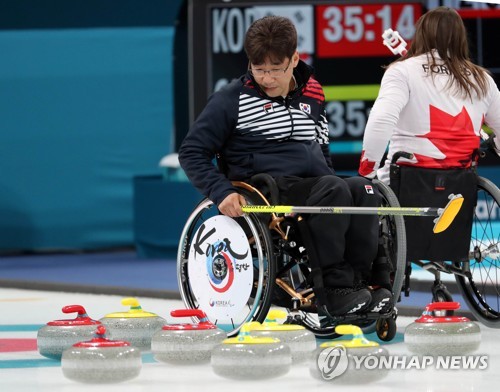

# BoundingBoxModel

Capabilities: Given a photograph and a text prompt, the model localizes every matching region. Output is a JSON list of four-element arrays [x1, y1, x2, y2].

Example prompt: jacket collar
[[245, 59, 314, 99]]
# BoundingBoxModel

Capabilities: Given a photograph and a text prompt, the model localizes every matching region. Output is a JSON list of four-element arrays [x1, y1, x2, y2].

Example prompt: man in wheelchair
[[179, 15, 393, 321]]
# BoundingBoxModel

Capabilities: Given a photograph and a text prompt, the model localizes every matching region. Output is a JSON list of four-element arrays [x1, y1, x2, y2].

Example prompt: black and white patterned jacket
[[179, 60, 334, 206]]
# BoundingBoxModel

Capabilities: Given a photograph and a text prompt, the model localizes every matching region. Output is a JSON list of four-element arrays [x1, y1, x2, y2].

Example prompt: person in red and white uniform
[[359, 6, 500, 184]]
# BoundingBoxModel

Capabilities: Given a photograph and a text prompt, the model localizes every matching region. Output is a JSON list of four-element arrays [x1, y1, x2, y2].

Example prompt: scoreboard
[[316, 3, 420, 58]]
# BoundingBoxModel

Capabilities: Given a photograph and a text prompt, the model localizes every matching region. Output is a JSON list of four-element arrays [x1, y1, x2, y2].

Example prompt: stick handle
[[241, 205, 438, 216]]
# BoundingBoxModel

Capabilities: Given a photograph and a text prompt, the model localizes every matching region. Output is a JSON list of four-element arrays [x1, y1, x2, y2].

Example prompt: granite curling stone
[[37, 304, 101, 359], [404, 302, 481, 356], [151, 309, 226, 364], [211, 323, 292, 380], [61, 325, 141, 384], [310, 324, 389, 384], [249, 309, 316, 364], [99, 297, 166, 351]]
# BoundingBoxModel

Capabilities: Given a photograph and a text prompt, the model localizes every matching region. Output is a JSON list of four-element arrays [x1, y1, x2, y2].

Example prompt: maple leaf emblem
[[412, 105, 480, 168], [359, 150, 376, 177]]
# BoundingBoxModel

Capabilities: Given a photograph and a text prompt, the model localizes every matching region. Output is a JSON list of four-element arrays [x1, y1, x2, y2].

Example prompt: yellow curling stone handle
[[103, 297, 159, 318], [320, 324, 379, 348], [222, 323, 280, 344]]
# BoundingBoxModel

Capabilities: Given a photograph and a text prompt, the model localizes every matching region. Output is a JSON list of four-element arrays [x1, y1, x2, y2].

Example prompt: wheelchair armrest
[[391, 151, 414, 165], [249, 173, 280, 205]]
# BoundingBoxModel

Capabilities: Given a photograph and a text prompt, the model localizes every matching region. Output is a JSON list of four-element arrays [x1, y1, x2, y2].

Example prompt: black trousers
[[277, 175, 381, 288]]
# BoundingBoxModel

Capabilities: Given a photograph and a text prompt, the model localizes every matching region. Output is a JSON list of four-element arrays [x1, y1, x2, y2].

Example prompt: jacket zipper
[[284, 96, 294, 141]]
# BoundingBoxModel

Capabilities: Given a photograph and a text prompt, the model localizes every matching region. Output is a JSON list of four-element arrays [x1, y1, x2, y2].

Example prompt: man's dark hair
[[244, 16, 297, 65]]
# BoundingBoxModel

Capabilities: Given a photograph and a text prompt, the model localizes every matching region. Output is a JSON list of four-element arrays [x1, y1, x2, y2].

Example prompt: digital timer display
[[316, 3, 422, 58]]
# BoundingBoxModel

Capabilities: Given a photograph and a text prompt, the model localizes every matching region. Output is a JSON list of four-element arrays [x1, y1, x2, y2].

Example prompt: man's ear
[[293, 51, 300, 67]]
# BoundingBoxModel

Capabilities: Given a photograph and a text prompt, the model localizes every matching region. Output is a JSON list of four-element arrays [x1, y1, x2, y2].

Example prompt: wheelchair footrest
[[321, 307, 397, 323]]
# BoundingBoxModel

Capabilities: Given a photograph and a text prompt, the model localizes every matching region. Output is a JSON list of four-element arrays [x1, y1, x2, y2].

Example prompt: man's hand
[[218, 193, 247, 217]]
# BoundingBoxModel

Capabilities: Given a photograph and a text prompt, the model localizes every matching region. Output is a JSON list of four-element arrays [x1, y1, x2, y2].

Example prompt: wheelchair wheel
[[376, 316, 397, 341], [177, 196, 276, 337], [373, 179, 407, 304], [431, 283, 454, 317], [455, 176, 500, 328], [358, 180, 406, 335]]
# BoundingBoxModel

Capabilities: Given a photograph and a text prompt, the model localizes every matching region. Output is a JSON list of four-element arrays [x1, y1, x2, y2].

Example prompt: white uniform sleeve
[[359, 63, 410, 178], [484, 77, 500, 154]]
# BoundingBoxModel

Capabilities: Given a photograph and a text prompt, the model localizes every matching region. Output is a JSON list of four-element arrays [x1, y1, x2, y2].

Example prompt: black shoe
[[353, 279, 369, 291], [367, 287, 393, 313], [326, 288, 371, 316], [318, 307, 334, 329]]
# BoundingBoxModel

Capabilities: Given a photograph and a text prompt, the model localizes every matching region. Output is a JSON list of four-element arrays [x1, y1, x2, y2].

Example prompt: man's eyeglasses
[[249, 60, 291, 78]]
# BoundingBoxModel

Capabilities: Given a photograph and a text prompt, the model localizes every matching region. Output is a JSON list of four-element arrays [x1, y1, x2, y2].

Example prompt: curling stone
[[151, 309, 226, 364], [37, 304, 101, 359], [61, 325, 141, 384], [248, 309, 316, 364], [310, 324, 389, 384], [404, 302, 481, 355], [99, 297, 166, 351], [211, 323, 291, 380]]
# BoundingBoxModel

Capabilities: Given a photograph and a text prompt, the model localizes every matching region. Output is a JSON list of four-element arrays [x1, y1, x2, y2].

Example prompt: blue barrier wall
[[0, 1, 182, 251]]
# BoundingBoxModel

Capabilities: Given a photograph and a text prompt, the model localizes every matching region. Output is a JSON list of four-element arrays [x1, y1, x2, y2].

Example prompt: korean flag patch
[[299, 102, 311, 114]]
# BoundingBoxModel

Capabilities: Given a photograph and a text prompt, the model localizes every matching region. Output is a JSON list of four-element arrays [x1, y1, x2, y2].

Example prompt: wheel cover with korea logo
[[188, 216, 253, 320]]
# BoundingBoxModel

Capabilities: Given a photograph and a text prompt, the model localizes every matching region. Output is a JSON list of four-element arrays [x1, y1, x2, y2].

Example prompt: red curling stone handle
[[170, 309, 208, 319], [62, 305, 87, 315], [426, 302, 460, 312]]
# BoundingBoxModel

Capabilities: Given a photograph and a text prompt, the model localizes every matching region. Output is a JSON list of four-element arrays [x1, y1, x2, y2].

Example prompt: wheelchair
[[177, 175, 406, 341], [393, 148, 500, 328]]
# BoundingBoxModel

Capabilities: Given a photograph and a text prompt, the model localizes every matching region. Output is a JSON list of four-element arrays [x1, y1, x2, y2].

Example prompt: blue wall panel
[[0, 27, 174, 250]]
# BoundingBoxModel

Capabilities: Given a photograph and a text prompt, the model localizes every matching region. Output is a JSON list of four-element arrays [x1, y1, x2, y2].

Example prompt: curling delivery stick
[[241, 193, 464, 234]]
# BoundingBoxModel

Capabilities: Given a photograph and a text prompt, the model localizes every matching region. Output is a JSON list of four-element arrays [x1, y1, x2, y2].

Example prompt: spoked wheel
[[455, 176, 500, 328], [177, 196, 276, 336]]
